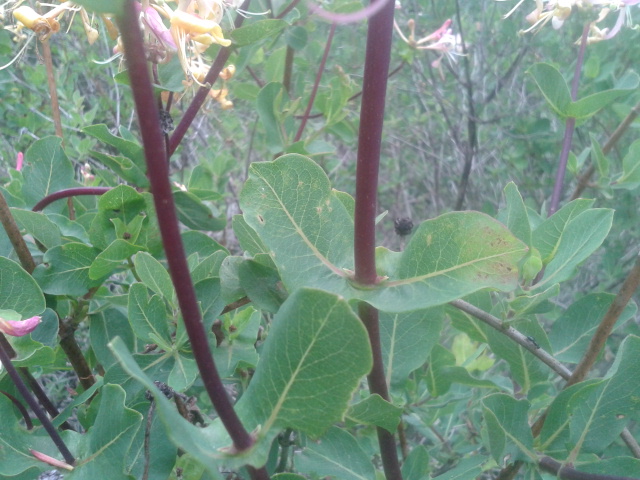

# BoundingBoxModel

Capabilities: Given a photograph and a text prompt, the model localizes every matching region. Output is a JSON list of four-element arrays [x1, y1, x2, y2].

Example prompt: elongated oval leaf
[[0, 257, 45, 318], [236, 288, 372, 438], [533, 208, 613, 291]]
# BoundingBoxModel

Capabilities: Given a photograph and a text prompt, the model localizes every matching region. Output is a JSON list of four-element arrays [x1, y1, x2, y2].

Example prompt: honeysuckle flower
[[0, 315, 41, 336], [15, 152, 23, 171], [394, 18, 463, 75], [499, 0, 639, 40]]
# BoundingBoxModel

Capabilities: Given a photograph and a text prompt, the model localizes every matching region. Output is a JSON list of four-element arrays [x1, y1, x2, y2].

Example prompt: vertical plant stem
[[294, 23, 336, 143], [0, 189, 35, 273], [453, 0, 478, 211], [40, 40, 64, 140], [283, 45, 294, 94], [0, 334, 75, 465], [58, 314, 95, 391], [548, 23, 589, 215], [565, 253, 640, 388], [353, 0, 402, 478], [115, 6, 267, 477]]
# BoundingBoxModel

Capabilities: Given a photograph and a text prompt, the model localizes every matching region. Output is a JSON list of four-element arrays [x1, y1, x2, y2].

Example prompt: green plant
[[1, 0, 640, 479]]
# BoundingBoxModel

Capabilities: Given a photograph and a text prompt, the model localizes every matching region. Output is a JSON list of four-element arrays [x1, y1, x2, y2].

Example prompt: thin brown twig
[[40, 39, 64, 140], [571, 100, 640, 200], [0, 190, 36, 273]]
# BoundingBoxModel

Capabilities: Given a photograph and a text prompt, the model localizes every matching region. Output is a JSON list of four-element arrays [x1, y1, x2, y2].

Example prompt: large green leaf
[[240, 155, 527, 313], [567, 335, 640, 454], [89, 238, 146, 279], [296, 427, 376, 480], [133, 252, 175, 304], [529, 63, 639, 120], [549, 293, 636, 363], [497, 182, 531, 245], [0, 257, 45, 318], [67, 385, 143, 479], [235, 288, 372, 437], [128, 283, 171, 346], [533, 208, 613, 291], [174, 190, 225, 231], [345, 394, 402, 433], [532, 198, 594, 264], [380, 307, 443, 386], [612, 139, 640, 190], [482, 393, 535, 463], [230, 19, 288, 46], [10, 208, 62, 249], [21, 136, 78, 212], [401, 445, 430, 480], [32, 243, 104, 296]]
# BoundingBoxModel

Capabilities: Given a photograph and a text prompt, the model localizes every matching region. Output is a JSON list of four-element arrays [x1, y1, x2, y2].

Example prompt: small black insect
[[526, 335, 540, 349], [394, 217, 414, 236]]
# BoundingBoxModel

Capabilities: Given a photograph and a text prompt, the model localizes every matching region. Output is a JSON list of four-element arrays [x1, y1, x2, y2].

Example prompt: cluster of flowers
[[500, 0, 640, 43], [394, 17, 463, 74], [3, 0, 237, 107]]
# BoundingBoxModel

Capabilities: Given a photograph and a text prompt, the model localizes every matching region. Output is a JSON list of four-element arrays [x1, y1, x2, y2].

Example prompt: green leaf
[[230, 19, 287, 46], [430, 456, 487, 480], [68, 384, 143, 478], [238, 259, 287, 313], [527, 63, 572, 118], [426, 344, 456, 397], [10, 208, 62, 249], [401, 445, 430, 480], [32, 243, 104, 296], [0, 257, 45, 318], [612, 139, 640, 190], [590, 133, 609, 178], [380, 308, 443, 386], [566, 70, 639, 119], [168, 353, 198, 391], [241, 155, 527, 313], [296, 427, 376, 480], [497, 182, 531, 245], [83, 124, 144, 167], [174, 190, 225, 231], [533, 209, 613, 291], [110, 338, 250, 472], [89, 185, 147, 249], [482, 393, 535, 463], [128, 283, 171, 345], [285, 25, 308, 50], [550, 293, 636, 363], [345, 394, 402, 433], [213, 307, 260, 377], [528, 63, 639, 120], [89, 239, 146, 279], [235, 288, 372, 440], [567, 335, 640, 454], [134, 252, 175, 304], [90, 308, 135, 370], [232, 214, 269, 256], [256, 83, 286, 153], [182, 230, 229, 258], [89, 150, 149, 187], [21, 136, 78, 212], [532, 198, 594, 263]]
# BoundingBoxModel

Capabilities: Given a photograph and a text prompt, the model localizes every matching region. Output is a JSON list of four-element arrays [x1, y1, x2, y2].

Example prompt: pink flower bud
[[0, 316, 41, 336]]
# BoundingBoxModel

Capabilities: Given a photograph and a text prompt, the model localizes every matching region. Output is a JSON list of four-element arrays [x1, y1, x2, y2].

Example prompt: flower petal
[[0, 316, 41, 336]]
